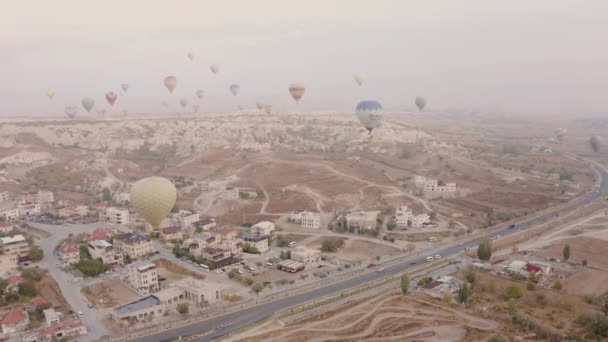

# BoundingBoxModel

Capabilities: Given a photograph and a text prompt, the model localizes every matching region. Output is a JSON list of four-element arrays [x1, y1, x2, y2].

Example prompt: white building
[[114, 192, 130, 204], [412, 213, 431, 228], [43, 308, 62, 327], [0, 253, 19, 277], [395, 206, 413, 227], [100, 207, 130, 225], [288, 210, 306, 224], [173, 210, 200, 229], [414, 175, 457, 199], [0, 222, 13, 234], [18, 202, 41, 216], [239, 233, 269, 254], [222, 187, 239, 201], [291, 246, 321, 264], [250, 221, 275, 236], [343, 211, 379, 230], [125, 262, 159, 296], [301, 212, 321, 229], [0, 235, 29, 257], [1, 207, 19, 221], [0, 191, 9, 202], [36, 190, 54, 203]]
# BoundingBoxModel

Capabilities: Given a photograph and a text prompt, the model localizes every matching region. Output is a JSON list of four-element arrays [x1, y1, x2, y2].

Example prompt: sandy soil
[[39, 274, 71, 312], [563, 268, 608, 296], [153, 258, 205, 281], [81, 279, 139, 308]]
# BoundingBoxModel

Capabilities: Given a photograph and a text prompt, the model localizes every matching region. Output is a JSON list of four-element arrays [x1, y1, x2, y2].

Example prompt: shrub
[[321, 239, 344, 252], [477, 238, 492, 261], [552, 280, 562, 291], [504, 285, 523, 300], [176, 303, 189, 315]]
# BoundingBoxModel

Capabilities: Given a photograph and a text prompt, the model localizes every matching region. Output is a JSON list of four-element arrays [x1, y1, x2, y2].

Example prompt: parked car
[[376, 267, 385, 273], [319, 273, 328, 278], [330, 260, 339, 265], [288, 241, 296, 248], [367, 263, 376, 268]]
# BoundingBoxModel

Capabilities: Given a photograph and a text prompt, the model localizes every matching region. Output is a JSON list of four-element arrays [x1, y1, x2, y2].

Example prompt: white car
[[434, 254, 441, 259], [330, 260, 339, 265]]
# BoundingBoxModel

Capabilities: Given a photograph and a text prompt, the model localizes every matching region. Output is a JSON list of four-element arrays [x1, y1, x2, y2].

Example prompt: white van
[[425, 256, 434, 262], [288, 241, 296, 248], [199, 264, 210, 271]]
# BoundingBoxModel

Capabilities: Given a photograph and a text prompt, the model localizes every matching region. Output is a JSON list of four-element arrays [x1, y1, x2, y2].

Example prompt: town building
[[112, 278, 222, 322], [58, 242, 80, 265], [420, 276, 463, 299], [192, 218, 217, 231], [239, 233, 269, 254], [414, 175, 456, 199], [114, 232, 154, 259], [90, 226, 114, 241], [125, 262, 159, 296], [87, 240, 124, 267], [0, 222, 13, 235], [113, 192, 130, 204], [173, 210, 200, 229], [221, 187, 239, 201], [0, 207, 19, 221], [160, 226, 183, 242], [0, 254, 19, 277], [20, 192, 36, 204], [209, 226, 238, 241], [200, 247, 231, 263], [0, 235, 29, 258], [395, 206, 431, 228], [288, 210, 306, 224], [342, 211, 379, 230], [6, 275, 24, 293], [277, 260, 305, 273], [290, 246, 321, 264], [22, 319, 87, 342], [183, 232, 217, 257], [99, 207, 130, 225], [301, 211, 321, 229], [36, 190, 55, 203], [250, 221, 275, 236], [18, 202, 41, 216], [0, 191, 8, 202], [0, 309, 29, 334], [43, 308, 63, 327]]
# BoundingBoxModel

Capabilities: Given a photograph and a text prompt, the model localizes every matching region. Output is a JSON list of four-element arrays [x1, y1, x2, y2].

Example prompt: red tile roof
[[23, 319, 85, 339], [7, 275, 24, 286], [0, 222, 12, 228], [29, 296, 48, 308], [91, 227, 113, 241], [1, 309, 27, 325], [525, 263, 542, 273], [60, 242, 79, 255]]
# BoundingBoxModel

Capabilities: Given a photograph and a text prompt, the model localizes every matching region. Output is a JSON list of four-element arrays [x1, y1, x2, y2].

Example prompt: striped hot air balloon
[[356, 100, 383, 134], [229, 84, 240, 96], [65, 105, 78, 119], [288, 83, 306, 103], [415, 96, 427, 111]]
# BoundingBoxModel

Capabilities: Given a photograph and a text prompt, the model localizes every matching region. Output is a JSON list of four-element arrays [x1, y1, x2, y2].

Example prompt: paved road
[[127, 155, 608, 342]]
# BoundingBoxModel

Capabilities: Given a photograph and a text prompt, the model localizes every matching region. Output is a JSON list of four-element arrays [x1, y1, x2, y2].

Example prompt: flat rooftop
[[113, 296, 160, 317]]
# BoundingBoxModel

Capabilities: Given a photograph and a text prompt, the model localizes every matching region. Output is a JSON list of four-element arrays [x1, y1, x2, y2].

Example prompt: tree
[[29, 246, 44, 262], [386, 223, 396, 231], [464, 268, 476, 284], [19, 281, 39, 297], [22, 268, 42, 282], [75, 259, 105, 277], [583, 259, 588, 267], [176, 303, 189, 315], [457, 283, 470, 304], [102, 187, 111, 202], [242, 244, 260, 254], [504, 285, 523, 300], [563, 244, 571, 262], [321, 239, 344, 253], [477, 238, 492, 261], [375, 256, 381, 262], [251, 283, 264, 296], [227, 269, 237, 279], [443, 291, 452, 304], [400, 275, 410, 295], [79, 245, 91, 260]]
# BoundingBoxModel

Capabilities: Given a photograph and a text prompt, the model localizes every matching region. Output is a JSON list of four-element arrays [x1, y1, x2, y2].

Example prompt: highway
[[130, 155, 608, 342]]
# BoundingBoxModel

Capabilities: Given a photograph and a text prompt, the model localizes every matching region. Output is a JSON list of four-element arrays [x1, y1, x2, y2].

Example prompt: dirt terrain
[[153, 258, 205, 281], [81, 279, 140, 308]]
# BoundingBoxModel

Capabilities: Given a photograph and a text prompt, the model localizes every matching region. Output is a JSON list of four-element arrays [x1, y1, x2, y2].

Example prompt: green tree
[[0, 278, 7, 295], [176, 303, 189, 315], [29, 246, 44, 262], [504, 285, 523, 300], [477, 238, 492, 261], [457, 283, 470, 304], [321, 239, 344, 253], [79, 245, 91, 260], [251, 283, 264, 296], [75, 259, 106, 277], [443, 291, 452, 304], [386, 223, 396, 231], [19, 281, 39, 297], [375, 256, 381, 262], [242, 244, 260, 254], [563, 244, 571, 262], [21, 268, 42, 282], [400, 275, 410, 295], [552, 280, 562, 291], [102, 187, 112, 202], [464, 268, 476, 284], [227, 269, 237, 279]]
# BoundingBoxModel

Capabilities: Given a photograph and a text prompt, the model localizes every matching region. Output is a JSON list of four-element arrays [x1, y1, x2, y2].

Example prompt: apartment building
[[343, 211, 379, 230], [239, 233, 269, 254], [160, 226, 183, 242], [125, 262, 159, 296], [301, 211, 321, 229], [250, 221, 275, 236], [58, 242, 80, 265], [36, 190, 55, 203], [0, 235, 29, 258], [290, 246, 321, 265], [414, 175, 456, 199], [192, 218, 217, 231], [114, 232, 154, 259], [17, 202, 41, 216], [0, 191, 9, 202], [99, 207, 130, 225], [87, 240, 124, 267], [173, 210, 200, 229], [0, 222, 13, 235]]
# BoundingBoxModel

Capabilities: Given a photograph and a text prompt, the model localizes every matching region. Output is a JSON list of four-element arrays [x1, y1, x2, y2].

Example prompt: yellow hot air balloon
[[130, 176, 177, 229], [46, 88, 56, 100]]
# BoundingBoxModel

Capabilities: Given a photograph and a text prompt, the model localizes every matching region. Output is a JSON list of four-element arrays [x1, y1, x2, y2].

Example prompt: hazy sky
[[1, 0, 607, 116]]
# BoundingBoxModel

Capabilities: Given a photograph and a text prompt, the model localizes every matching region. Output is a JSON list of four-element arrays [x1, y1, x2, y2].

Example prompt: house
[[114, 192, 130, 204], [43, 308, 62, 327], [200, 247, 231, 263], [99, 207, 130, 225], [6, 275, 24, 293], [288, 210, 306, 224], [0, 254, 18, 277], [88, 240, 124, 267], [18, 202, 41, 216], [209, 226, 238, 241], [250, 221, 275, 236], [291, 246, 321, 265], [58, 242, 80, 265], [114, 232, 154, 259], [22, 319, 87, 342], [395, 206, 413, 227], [183, 233, 217, 257], [412, 213, 431, 228], [173, 210, 200, 229], [343, 211, 379, 230], [0, 309, 29, 333], [413, 175, 456, 199], [0, 191, 9, 202], [301, 211, 321, 229], [0, 222, 13, 234], [160, 226, 183, 242], [1, 207, 19, 221], [112, 278, 223, 322], [90, 226, 114, 241], [20, 192, 36, 204], [239, 233, 269, 254], [192, 218, 217, 231], [36, 190, 54, 203], [125, 262, 159, 296], [27, 296, 48, 311], [0, 235, 29, 257], [420, 276, 462, 299]]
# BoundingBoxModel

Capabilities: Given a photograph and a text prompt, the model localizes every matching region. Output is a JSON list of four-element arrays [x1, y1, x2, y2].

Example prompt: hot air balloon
[[187, 51, 195, 61], [105, 91, 118, 106], [121, 83, 129, 93], [256, 101, 264, 110], [164, 76, 177, 93], [210, 64, 220, 74], [229, 84, 240, 96], [179, 98, 189, 108], [415, 96, 427, 111], [554, 128, 567, 143], [130, 176, 177, 229], [65, 105, 78, 119], [46, 88, 56, 100], [356, 100, 383, 133], [590, 136, 602, 152], [81, 97, 95, 113], [288, 83, 306, 103], [354, 73, 365, 86], [263, 104, 272, 114], [195, 89, 204, 100]]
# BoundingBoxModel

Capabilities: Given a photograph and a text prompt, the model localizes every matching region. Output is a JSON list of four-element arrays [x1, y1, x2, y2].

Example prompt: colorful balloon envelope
[[210, 64, 220, 74], [229, 84, 240, 96], [65, 105, 78, 119], [130, 176, 177, 229], [164, 76, 177, 93], [356, 100, 383, 133], [415, 96, 427, 111], [46, 88, 56, 100], [288, 83, 306, 103], [105, 91, 118, 106], [81, 97, 95, 113]]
